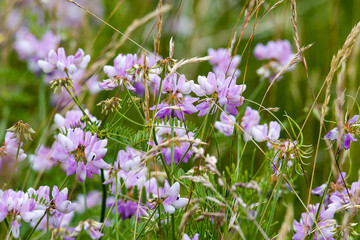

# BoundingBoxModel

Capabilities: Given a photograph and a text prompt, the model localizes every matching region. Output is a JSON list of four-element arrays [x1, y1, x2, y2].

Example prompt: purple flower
[[152, 74, 198, 120], [193, 72, 246, 116], [0, 131, 27, 171], [107, 199, 147, 220], [324, 114, 359, 150], [38, 47, 90, 74], [214, 112, 236, 136], [0, 189, 44, 239], [293, 203, 336, 240], [162, 181, 188, 214], [54, 109, 98, 130], [183, 233, 199, 240], [29, 145, 56, 172], [266, 121, 281, 149], [149, 122, 198, 165], [208, 48, 241, 77], [254, 40, 295, 81], [72, 219, 103, 239], [14, 28, 59, 72], [240, 107, 260, 141], [51, 128, 110, 182]]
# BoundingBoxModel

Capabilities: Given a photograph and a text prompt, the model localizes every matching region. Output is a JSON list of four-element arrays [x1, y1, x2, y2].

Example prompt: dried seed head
[[7, 120, 36, 141], [97, 97, 122, 114], [49, 77, 74, 93]]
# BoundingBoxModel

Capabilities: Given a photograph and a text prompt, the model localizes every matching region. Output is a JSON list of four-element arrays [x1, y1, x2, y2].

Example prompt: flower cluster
[[324, 114, 359, 150], [52, 128, 110, 182], [14, 28, 59, 72], [0, 189, 44, 238], [38, 47, 90, 75], [0, 131, 27, 172], [240, 107, 280, 145], [208, 48, 241, 77], [254, 40, 295, 81]]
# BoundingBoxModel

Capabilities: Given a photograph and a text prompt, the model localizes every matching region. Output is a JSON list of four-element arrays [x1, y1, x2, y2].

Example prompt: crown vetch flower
[[162, 181, 188, 214], [324, 114, 359, 150], [52, 128, 110, 182], [214, 112, 236, 136], [0, 131, 27, 171], [193, 72, 246, 116], [292, 203, 336, 240], [183, 233, 199, 240], [0, 189, 44, 239], [38, 47, 90, 74], [254, 40, 295, 82], [151, 74, 198, 120], [149, 122, 198, 165], [208, 48, 241, 77], [54, 109, 98, 130]]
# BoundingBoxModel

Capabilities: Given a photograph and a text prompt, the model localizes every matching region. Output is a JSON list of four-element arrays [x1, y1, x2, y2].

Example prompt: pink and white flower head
[[324, 114, 359, 150], [161, 181, 188, 214], [193, 72, 246, 116], [151, 74, 198, 120], [214, 112, 236, 136], [149, 122, 198, 165], [0, 189, 44, 239], [54, 109, 98, 130], [0, 131, 27, 171], [51, 128, 110, 182], [71, 219, 103, 239], [14, 28, 59, 72], [29, 145, 56, 172], [254, 40, 295, 82], [208, 48, 241, 77], [38, 47, 90, 74], [292, 203, 336, 240], [241, 107, 260, 141], [183, 233, 199, 240]]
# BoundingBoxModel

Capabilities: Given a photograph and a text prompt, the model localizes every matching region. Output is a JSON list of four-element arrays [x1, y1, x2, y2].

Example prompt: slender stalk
[[115, 109, 146, 128], [124, 87, 145, 123], [25, 212, 46, 240], [100, 169, 107, 223], [136, 204, 158, 240], [82, 181, 88, 217], [46, 213, 50, 240], [265, 173, 283, 235], [6, 139, 22, 188]]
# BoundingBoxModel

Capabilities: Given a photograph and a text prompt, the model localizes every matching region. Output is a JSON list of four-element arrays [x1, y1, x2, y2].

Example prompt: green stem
[[265, 173, 283, 235], [25, 212, 46, 240], [82, 182, 88, 217], [100, 169, 107, 223], [46, 213, 49, 240], [136, 204, 158, 240], [124, 87, 145, 123], [115, 109, 146, 128]]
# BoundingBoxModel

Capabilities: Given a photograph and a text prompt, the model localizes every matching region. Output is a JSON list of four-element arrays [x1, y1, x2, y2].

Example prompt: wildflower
[[214, 112, 236, 136], [107, 199, 148, 220], [29, 145, 56, 172], [52, 128, 110, 182], [0, 131, 27, 171], [240, 107, 260, 141], [149, 122, 198, 165], [183, 233, 199, 240], [161, 181, 188, 214], [28, 186, 77, 228], [71, 219, 103, 239], [38, 47, 90, 74], [152, 74, 198, 120], [208, 48, 241, 77], [254, 40, 295, 82], [324, 115, 359, 150], [13, 28, 59, 72], [0, 189, 44, 239], [97, 97, 122, 114], [193, 72, 246, 116], [293, 203, 336, 240], [54, 109, 98, 130]]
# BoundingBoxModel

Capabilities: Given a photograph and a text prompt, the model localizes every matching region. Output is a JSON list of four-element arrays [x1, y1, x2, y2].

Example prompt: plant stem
[[265, 173, 283, 235], [25, 212, 46, 240], [100, 169, 107, 223]]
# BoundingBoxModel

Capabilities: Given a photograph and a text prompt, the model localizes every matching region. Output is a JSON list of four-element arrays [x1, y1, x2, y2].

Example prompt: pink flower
[[38, 47, 90, 74], [214, 112, 236, 136], [52, 128, 110, 182], [162, 181, 188, 214]]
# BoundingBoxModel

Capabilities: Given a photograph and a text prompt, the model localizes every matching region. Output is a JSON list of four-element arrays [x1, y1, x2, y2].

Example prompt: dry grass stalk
[[277, 203, 294, 240]]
